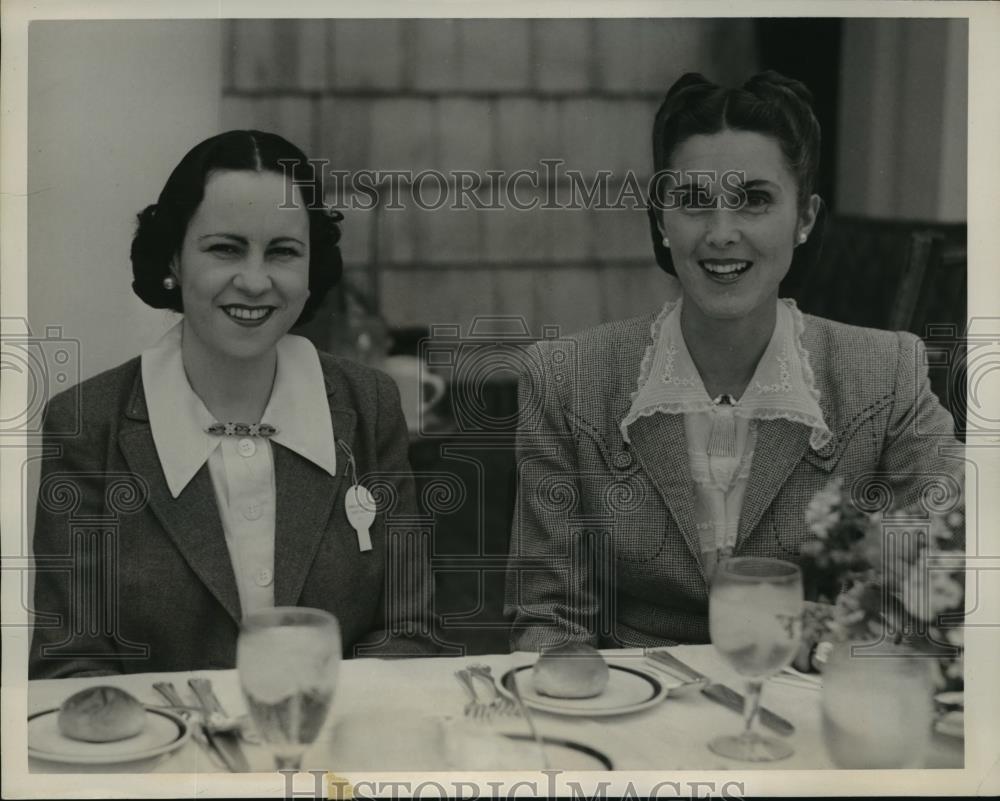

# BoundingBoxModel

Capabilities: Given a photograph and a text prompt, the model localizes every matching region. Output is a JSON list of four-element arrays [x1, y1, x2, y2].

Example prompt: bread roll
[[58, 686, 146, 742], [532, 642, 610, 699]]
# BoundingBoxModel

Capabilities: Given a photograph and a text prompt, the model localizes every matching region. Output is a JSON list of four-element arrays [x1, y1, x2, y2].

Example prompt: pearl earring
[[662, 236, 670, 248], [163, 276, 177, 290], [797, 232, 808, 244]]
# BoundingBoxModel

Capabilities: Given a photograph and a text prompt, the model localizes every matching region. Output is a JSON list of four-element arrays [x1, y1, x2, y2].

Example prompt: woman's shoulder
[[570, 312, 659, 345], [798, 313, 929, 409], [43, 357, 142, 427], [529, 313, 658, 367], [314, 350, 398, 406], [800, 312, 917, 363]]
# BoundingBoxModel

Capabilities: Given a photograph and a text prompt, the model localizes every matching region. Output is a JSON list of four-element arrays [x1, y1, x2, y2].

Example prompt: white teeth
[[702, 261, 750, 275], [224, 307, 270, 321]]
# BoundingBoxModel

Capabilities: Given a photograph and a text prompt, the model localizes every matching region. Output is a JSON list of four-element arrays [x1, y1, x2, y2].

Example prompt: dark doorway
[[755, 19, 843, 211]]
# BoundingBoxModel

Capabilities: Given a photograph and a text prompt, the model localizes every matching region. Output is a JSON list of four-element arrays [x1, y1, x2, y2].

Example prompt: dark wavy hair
[[646, 70, 826, 290], [130, 130, 343, 326]]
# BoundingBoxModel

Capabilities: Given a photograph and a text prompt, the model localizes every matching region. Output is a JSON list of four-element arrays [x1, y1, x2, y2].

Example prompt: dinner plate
[[934, 710, 964, 739], [934, 691, 964, 710], [504, 734, 613, 770], [28, 707, 191, 765], [500, 663, 668, 716]]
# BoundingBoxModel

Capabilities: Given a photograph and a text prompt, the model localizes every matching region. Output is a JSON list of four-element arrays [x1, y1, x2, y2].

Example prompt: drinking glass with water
[[237, 607, 342, 770], [708, 557, 803, 762]]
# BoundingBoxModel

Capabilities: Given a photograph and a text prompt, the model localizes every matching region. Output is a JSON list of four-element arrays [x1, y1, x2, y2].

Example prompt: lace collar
[[620, 296, 832, 450]]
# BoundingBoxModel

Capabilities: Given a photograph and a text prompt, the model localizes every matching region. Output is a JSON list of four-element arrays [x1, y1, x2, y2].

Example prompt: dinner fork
[[467, 664, 519, 716], [454, 669, 490, 719], [153, 681, 225, 770]]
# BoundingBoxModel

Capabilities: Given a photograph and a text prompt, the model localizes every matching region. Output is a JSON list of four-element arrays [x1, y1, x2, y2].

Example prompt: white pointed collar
[[141, 322, 336, 498]]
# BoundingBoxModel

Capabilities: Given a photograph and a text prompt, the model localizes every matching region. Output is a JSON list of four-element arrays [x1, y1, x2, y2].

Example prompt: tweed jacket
[[505, 311, 964, 651], [30, 352, 437, 679]]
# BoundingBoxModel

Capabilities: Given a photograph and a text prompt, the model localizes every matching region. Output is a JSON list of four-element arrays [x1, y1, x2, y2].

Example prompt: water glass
[[708, 557, 803, 761], [237, 606, 341, 770], [821, 640, 934, 768]]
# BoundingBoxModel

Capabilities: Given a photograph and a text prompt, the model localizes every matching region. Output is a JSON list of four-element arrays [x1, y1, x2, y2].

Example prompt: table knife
[[646, 649, 795, 736], [153, 681, 224, 770], [188, 678, 251, 772]]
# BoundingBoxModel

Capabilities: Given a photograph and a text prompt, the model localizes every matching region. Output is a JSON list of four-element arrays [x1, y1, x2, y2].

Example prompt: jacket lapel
[[273, 374, 355, 607], [601, 314, 706, 581], [118, 378, 242, 624], [736, 418, 811, 546], [737, 317, 827, 546], [627, 413, 706, 581]]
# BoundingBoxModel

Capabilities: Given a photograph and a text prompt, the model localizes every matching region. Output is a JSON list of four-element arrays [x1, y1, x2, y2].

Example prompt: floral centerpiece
[[800, 476, 966, 766], [800, 476, 965, 693]]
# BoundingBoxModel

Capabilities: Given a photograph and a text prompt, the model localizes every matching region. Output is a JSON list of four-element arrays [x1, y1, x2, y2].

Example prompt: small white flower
[[842, 608, 865, 626], [805, 480, 843, 536], [929, 572, 964, 614], [901, 556, 964, 621]]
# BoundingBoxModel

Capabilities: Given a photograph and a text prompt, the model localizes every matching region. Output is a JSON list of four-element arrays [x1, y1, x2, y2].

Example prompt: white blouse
[[621, 297, 831, 576], [141, 322, 337, 616]]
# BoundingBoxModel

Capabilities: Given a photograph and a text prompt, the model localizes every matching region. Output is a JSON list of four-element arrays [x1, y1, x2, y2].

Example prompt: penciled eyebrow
[[199, 233, 305, 246], [671, 178, 782, 192], [735, 179, 781, 192]]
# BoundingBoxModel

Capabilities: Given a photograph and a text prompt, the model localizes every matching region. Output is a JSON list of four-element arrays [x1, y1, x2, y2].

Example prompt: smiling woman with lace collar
[[505, 71, 964, 654], [30, 131, 437, 679]]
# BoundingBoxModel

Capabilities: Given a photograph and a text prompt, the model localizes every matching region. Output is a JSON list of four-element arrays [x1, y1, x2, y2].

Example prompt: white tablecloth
[[28, 646, 962, 773]]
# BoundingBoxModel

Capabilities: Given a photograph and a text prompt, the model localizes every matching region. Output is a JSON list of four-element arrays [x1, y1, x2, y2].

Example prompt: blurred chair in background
[[793, 215, 967, 431]]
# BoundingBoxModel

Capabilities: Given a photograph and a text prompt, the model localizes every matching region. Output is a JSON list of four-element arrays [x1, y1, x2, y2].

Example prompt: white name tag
[[345, 484, 377, 552]]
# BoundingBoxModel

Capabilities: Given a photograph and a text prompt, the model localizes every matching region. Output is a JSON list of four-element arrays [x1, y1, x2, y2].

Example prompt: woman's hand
[[793, 600, 836, 672]]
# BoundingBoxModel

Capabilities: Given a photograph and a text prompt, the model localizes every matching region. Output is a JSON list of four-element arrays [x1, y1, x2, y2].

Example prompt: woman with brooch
[[30, 130, 437, 678], [505, 71, 964, 652]]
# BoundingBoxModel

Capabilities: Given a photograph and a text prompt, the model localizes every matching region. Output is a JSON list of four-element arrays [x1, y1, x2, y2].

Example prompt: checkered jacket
[[505, 312, 963, 651]]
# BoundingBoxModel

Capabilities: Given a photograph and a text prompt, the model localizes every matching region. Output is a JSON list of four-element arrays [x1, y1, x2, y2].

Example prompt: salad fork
[[467, 664, 520, 716], [454, 670, 489, 719], [153, 681, 225, 770]]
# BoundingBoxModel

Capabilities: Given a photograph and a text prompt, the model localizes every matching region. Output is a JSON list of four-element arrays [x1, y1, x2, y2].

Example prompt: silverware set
[[644, 649, 796, 736], [153, 678, 254, 772], [155, 650, 796, 770], [454, 664, 520, 720], [455, 653, 795, 737], [454, 663, 549, 769]]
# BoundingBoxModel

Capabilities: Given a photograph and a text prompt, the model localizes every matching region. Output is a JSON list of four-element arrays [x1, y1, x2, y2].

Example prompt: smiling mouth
[[698, 259, 753, 282], [221, 305, 276, 325]]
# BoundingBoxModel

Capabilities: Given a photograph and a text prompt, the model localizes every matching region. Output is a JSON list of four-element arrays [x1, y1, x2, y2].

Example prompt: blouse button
[[243, 502, 262, 521], [238, 438, 256, 458], [254, 567, 273, 587], [613, 450, 634, 470]]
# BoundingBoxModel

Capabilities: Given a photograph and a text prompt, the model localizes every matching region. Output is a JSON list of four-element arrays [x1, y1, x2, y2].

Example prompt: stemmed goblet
[[708, 557, 803, 762], [236, 607, 341, 770]]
